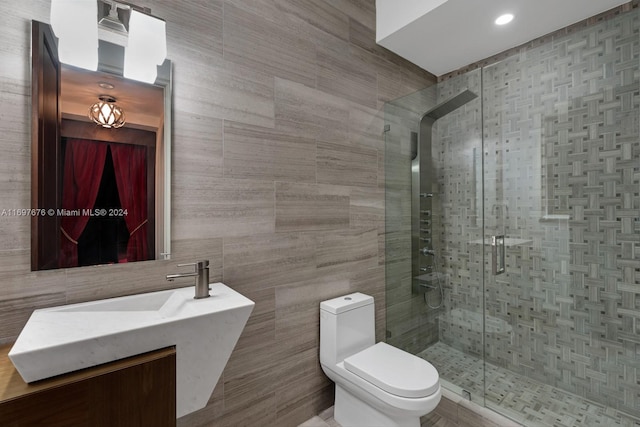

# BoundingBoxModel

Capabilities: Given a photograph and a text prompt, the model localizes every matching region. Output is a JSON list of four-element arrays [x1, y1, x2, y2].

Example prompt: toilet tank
[[320, 293, 375, 367]]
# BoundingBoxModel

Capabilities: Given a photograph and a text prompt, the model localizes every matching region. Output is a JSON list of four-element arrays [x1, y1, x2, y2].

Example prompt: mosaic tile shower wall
[[433, 10, 640, 418]]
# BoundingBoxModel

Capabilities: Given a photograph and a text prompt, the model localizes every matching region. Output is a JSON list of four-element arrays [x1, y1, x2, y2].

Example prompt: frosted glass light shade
[[124, 10, 167, 84], [50, 0, 98, 71]]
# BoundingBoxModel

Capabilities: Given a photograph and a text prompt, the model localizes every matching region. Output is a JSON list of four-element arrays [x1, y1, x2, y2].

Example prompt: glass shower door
[[481, 9, 640, 423], [384, 69, 487, 405]]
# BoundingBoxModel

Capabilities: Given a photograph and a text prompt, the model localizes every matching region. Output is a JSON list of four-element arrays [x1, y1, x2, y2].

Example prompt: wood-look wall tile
[[349, 102, 385, 152], [224, 342, 317, 413], [176, 376, 224, 427], [173, 112, 223, 179], [223, 233, 316, 292], [173, 176, 275, 240], [0, 292, 67, 344], [350, 266, 386, 340], [219, 392, 277, 427], [137, 0, 223, 64], [0, 90, 31, 252], [216, 286, 274, 418], [276, 0, 350, 42], [350, 187, 384, 232], [348, 16, 377, 55], [174, 59, 275, 129], [276, 375, 334, 427], [275, 182, 350, 232], [63, 260, 179, 305], [224, 2, 317, 89], [275, 274, 351, 342], [231, 287, 275, 352], [275, 78, 350, 143], [376, 58, 410, 106], [223, 338, 277, 409], [323, 0, 375, 30], [0, 267, 69, 343], [0, 250, 30, 285], [317, 141, 378, 188], [316, 228, 378, 274], [1, 3, 49, 79], [223, 121, 316, 183], [0, 82, 29, 137], [378, 150, 385, 191], [375, 54, 437, 106], [316, 39, 377, 109], [0, 214, 29, 252]]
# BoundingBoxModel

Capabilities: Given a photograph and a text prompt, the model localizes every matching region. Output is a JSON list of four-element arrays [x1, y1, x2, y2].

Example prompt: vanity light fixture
[[50, 0, 99, 71], [495, 13, 515, 26], [49, 0, 166, 84], [88, 95, 126, 129], [98, 0, 129, 34], [98, 0, 131, 46], [124, 9, 167, 84]]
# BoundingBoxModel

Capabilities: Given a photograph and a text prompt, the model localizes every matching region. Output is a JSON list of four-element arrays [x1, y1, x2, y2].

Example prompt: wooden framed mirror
[[31, 20, 171, 271]]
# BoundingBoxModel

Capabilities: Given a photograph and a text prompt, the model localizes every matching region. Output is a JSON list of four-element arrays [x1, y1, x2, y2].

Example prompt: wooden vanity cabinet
[[0, 344, 176, 427]]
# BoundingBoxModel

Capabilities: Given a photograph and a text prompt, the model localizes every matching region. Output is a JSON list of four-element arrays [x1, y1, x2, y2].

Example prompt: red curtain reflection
[[60, 139, 148, 267], [111, 144, 148, 262], [60, 139, 108, 267]]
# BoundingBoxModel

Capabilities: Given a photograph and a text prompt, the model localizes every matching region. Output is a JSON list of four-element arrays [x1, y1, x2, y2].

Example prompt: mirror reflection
[[31, 20, 171, 271]]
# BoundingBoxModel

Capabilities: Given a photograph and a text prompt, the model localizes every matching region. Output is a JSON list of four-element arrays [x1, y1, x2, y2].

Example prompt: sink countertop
[[8, 283, 254, 417]]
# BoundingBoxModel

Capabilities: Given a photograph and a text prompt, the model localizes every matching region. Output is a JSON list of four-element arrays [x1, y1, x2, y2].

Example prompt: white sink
[[9, 283, 254, 417]]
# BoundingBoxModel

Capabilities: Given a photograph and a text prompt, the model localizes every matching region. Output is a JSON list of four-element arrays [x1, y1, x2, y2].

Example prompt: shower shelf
[[467, 238, 532, 247], [414, 272, 448, 283], [539, 214, 570, 222]]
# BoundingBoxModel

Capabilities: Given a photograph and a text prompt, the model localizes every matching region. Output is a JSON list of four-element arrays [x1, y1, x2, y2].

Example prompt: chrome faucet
[[166, 259, 210, 299]]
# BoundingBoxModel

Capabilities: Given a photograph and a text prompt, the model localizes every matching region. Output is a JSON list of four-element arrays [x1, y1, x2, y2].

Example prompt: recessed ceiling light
[[495, 13, 514, 26], [98, 81, 115, 90]]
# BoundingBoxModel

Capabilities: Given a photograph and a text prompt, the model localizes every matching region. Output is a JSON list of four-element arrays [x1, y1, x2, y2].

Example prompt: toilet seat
[[343, 342, 439, 398]]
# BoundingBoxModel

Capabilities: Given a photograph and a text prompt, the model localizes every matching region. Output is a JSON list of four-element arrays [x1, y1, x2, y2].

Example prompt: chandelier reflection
[[88, 95, 126, 129]]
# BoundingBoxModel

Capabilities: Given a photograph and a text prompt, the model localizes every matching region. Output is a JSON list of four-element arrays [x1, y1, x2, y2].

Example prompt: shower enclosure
[[385, 8, 639, 426]]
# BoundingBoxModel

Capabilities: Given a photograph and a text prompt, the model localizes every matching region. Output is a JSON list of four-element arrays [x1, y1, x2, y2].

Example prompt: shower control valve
[[421, 248, 435, 256]]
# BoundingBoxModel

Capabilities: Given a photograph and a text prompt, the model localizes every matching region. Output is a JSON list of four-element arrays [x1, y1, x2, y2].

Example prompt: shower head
[[422, 89, 478, 121]]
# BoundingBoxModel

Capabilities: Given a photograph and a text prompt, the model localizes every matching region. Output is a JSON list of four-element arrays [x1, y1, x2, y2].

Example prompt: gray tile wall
[[0, 1, 435, 425]]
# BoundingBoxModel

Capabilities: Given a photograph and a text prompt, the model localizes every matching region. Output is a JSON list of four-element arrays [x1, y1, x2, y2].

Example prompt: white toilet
[[320, 292, 441, 427]]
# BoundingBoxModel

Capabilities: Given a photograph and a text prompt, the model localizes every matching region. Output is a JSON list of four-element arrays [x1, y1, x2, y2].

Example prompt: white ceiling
[[376, 0, 631, 76]]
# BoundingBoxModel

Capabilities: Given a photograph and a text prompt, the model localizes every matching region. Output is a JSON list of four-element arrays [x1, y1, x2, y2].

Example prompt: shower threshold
[[418, 342, 640, 427]]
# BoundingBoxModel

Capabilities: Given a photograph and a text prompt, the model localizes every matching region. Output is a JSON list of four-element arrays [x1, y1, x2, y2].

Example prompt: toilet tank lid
[[320, 293, 373, 314]]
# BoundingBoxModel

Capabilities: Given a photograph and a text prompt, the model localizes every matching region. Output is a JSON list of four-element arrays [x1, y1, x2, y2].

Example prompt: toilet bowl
[[320, 293, 441, 427]]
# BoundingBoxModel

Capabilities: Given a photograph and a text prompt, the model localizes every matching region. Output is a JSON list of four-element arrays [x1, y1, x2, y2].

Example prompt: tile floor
[[300, 343, 640, 427], [299, 393, 516, 427], [419, 342, 640, 427]]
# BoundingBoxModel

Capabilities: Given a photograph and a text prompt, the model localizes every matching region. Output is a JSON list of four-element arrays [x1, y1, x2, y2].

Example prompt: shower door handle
[[492, 235, 505, 275]]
